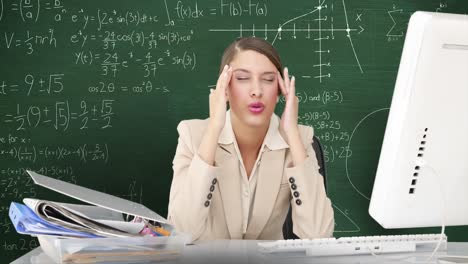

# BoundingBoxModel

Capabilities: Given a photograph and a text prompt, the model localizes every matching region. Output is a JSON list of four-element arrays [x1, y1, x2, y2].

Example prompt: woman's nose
[[250, 81, 263, 97]]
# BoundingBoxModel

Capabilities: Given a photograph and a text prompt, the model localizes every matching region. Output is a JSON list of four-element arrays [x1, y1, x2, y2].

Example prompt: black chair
[[282, 135, 327, 239]]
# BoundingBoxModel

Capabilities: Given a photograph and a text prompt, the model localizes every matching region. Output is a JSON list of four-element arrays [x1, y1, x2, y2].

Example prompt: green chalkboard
[[2, 0, 468, 262]]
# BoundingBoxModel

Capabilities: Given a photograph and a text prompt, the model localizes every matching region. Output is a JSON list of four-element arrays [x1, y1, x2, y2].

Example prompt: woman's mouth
[[248, 102, 265, 114]]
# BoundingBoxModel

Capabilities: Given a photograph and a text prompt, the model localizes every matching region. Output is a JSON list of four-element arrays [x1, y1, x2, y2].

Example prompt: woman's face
[[227, 50, 279, 128]]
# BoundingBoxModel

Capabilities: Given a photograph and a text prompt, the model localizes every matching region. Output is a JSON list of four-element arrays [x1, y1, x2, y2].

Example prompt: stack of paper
[[10, 202, 99, 238], [8, 170, 172, 238], [9, 199, 149, 238], [8, 170, 185, 264]]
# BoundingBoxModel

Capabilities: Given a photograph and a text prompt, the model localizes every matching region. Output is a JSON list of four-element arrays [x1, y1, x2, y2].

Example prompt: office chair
[[282, 135, 327, 239]]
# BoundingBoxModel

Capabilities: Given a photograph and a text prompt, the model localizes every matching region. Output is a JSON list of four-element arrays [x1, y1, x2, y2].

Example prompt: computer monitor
[[369, 11, 468, 229]]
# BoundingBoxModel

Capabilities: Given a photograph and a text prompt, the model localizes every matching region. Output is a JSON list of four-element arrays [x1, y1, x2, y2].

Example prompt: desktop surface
[[11, 240, 468, 264]]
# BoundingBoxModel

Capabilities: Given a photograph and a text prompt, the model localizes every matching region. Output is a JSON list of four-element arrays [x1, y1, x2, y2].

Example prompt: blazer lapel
[[244, 148, 286, 239], [215, 144, 243, 239]]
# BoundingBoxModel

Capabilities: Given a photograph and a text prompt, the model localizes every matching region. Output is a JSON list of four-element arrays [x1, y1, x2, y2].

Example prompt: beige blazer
[[167, 112, 334, 241]]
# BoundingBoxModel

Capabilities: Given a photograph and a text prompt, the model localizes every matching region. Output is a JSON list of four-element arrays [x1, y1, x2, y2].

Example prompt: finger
[[225, 65, 233, 87], [221, 65, 232, 87], [216, 64, 229, 90], [219, 65, 232, 96], [221, 64, 228, 74], [284, 67, 291, 92], [224, 66, 233, 100], [277, 71, 288, 97], [290, 76, 295, 98]]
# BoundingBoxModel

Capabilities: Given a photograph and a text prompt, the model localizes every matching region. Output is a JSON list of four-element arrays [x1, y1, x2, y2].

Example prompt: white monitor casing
[[369, 11, 468, 228]]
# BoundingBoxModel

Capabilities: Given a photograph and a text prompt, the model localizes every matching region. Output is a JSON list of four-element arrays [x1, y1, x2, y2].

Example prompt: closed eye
[[264, 79, 274, 82], [236, 77, 249, 81]]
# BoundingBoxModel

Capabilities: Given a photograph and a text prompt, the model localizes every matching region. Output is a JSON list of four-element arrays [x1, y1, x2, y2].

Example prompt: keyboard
[[258, 233, 447, 257]]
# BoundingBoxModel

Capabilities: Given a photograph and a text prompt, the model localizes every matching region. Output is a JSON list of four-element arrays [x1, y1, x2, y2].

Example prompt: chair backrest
[[282, 135, 327, 239]]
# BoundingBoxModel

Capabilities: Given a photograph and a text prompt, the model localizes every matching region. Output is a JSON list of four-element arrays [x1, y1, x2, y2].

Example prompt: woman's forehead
[[230, 50, 277, 72], [233, 68, 276, 75]]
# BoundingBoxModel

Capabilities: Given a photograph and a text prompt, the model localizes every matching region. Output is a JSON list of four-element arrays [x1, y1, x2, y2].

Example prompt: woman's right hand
[[209, 64, 232, 133]]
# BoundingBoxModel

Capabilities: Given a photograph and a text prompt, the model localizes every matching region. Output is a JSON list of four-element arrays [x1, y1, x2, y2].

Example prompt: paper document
[[23, 198, 143, 238], [9, 202, 98, 238], [24, 198, 145, 235]]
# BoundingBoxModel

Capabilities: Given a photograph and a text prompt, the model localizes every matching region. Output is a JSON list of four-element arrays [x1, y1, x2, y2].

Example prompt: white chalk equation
[[209, 0, 365, 82], [0, 143, 110, 163], [1, 100, 115, 131]]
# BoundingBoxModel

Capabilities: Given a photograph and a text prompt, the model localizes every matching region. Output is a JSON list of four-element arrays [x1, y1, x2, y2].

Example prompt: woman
[[168, 37, 334, 241]]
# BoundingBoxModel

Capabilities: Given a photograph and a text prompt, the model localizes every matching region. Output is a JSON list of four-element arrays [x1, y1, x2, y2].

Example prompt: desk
[[11, 241, 468, 264]]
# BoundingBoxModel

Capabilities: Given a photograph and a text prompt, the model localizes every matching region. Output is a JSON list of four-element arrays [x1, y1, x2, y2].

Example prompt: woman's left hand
[[278, 67, 299, 141]]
